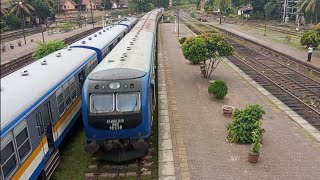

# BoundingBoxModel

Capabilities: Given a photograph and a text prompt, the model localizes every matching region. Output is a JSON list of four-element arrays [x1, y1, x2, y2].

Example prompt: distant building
[[111, 0, 128, 9], [82, 0, 98, 11], [238, 6, 253, 18], [59, 0, 77, 12]]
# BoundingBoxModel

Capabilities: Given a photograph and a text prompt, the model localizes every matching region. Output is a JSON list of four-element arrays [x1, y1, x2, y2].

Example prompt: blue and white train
[[82, 8, 164, 162], [0, 17, 137, 180], [71, 17, 137, 62]]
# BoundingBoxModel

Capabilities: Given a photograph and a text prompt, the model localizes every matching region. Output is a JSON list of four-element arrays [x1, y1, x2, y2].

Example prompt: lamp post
[[90, 3, 94, 28], [177, 0, 180, 37]]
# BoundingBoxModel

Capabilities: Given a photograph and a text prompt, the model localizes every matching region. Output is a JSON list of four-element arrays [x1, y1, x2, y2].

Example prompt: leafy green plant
[[300, 30, 320, 48], [182, 36, 208, 64], [5, 13, 22, 29], [314, 23, 320, 34], [33, 40, 65, 60], [227, 104, 265, 144], [190, 12, 196, 18], [249, 121, 265, 155], [208, 80, 228, 99], [179, 36, 187, 44]]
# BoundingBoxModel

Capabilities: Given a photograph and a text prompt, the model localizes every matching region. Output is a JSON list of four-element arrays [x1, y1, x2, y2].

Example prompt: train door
[[78, 70, 85, 89], [42, 102, 55, 151]]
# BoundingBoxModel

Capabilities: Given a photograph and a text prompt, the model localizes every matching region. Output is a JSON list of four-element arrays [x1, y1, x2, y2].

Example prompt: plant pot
[[30, 39, 34, 42], [248, 152, 259, 163], [222, 105, 234, 116], [10, 46, 14, 49], [2, 48, 6, 52], [18, 43, 22, 46]]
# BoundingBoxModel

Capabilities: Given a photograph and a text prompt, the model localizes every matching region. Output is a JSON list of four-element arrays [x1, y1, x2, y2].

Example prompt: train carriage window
[[90, 94, 114, 113], [15, 127, 31, 161], [56, 89, 65, 116], [70, 78, 77, 102], [1, 140, 17, 179], [36, 113, 44, 136], [63, 83, 72, 108], [116, 92, 141, 112]]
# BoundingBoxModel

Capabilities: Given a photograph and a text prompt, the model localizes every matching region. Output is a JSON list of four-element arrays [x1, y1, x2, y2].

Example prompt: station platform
[[158, 23, 320, 180], [208, 21, 320, 70], [1, 24, 101, 64]]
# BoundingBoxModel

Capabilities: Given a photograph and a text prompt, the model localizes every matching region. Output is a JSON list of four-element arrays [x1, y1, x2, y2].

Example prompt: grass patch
[[52, 123, 91, 180]]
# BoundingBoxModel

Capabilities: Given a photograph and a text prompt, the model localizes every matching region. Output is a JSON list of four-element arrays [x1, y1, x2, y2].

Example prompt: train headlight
[[109, 82, 121, 89]]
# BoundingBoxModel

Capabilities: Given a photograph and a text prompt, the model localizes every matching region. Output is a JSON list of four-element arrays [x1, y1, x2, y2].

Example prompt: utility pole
[[177, 0, 180, 37], [282, 0, 288, 23], [90, 3, 94, 28]]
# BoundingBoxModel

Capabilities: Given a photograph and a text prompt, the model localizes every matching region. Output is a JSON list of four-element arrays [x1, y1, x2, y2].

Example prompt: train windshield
[[90, 94, 114, 113], [116, 92, 141, 112]]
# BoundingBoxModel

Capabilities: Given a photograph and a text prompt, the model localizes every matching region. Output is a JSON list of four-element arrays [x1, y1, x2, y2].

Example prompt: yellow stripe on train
[[52, 97, 82, 141], [12, 137, 48, 179]]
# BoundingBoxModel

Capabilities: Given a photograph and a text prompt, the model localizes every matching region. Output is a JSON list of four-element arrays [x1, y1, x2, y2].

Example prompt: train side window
[[70, 78, 77, 102], [63, 83, 72, 109], [56, 89, 65, 116], [1, 135, 17, 180], [36, 113, 44, 136], [14, 127, 31, 162], [117, 37, 120, 42], [78, 70, 85, 89]]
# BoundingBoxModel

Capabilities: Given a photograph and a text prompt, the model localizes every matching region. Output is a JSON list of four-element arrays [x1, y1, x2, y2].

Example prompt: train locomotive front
[[82, 29, 156, 162], [81, 8, 163, 162]]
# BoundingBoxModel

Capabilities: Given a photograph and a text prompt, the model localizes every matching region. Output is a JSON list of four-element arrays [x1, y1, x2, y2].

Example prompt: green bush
[[300, 30, 320, 48], [208, 80, 228, 99], [190, 12, 196, 18], [181, 36, 208, 64], [249, 121, 265, 155], [314, 23, 320, 34], [33, 40, 65, 60], [179, 36, 187, 44], [5, 13, 22, 30], [227, 104, 265, 144]]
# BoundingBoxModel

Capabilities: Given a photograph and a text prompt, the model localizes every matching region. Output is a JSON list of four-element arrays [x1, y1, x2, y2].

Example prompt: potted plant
[[30, 39, 34, 42], [1, 43, 6, 52], [208, 80, 228, 99], [222, 105, 234, 116], [17, 39, 22, 46], [9, 43, 14, 49], [248, 122, 264, 163]]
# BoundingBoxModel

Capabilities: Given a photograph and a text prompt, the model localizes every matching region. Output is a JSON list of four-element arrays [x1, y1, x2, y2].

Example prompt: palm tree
[[11, 0, 35, 44], [298, 0, 320, 23], [1, 7, 9, 16]]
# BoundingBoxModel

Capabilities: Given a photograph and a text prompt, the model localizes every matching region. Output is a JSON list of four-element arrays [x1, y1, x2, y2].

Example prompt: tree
[[1, 7, 9, 17], [29, 0, 55, 23], [298, 0, 320, 23], [33, 40, 65, 59], [182, 33, 233, 78], [11, 0, 35, 44]]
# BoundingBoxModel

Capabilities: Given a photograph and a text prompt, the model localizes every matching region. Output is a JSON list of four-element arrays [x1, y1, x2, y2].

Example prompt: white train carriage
[[0, 47, 98, 180]]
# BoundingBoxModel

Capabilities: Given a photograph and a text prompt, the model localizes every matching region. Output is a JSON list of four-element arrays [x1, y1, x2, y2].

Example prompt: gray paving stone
[[159, 162, 175, 176], [160, 139, 173, 150], [159, 149, 174, 162]]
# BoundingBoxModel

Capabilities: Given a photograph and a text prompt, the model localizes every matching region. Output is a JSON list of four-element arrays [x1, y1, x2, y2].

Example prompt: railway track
[[1, 27, 43, 42], [84, 141, 155, 179], [178, 13, 320, 131], [180, 10, 302, 37], [0, 27, 101, 78]]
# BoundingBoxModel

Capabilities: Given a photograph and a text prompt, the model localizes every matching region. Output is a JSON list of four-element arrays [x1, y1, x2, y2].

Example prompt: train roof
[[1, 48, 96, 135], [131, 19, 146, 32], [113, 17, 137, 26], [70, 25, 126, 50], [88, 30, 154, 81]]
